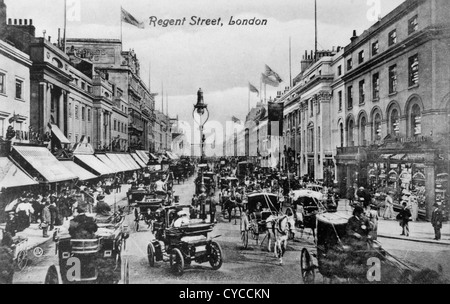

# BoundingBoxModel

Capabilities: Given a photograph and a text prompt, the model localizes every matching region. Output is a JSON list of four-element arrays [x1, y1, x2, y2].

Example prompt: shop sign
[[399, 136, 429, 144]]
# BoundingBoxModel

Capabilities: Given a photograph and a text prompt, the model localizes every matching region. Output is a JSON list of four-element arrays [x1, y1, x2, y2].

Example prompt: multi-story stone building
[[65, 39, 156, 152], [335, 0, 450, 218], [0, 39, 32, 144]]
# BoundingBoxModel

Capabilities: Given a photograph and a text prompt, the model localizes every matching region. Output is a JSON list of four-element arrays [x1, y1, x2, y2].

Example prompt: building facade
[[0, 39, 32, 144], [334, 0, 450, 219]]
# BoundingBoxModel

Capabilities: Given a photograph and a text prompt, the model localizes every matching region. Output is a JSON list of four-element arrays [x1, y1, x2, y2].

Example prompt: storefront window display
[[411, 166, 426, 213]]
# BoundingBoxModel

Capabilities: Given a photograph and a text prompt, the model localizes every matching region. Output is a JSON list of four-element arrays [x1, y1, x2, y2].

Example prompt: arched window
[[360, 116, 366, 146], [373, 113, 382, 141], [340, 123, 344, 147], [410, 104, 421, 136], [347, 119, 354, 147], [390, 109, 400, 136]]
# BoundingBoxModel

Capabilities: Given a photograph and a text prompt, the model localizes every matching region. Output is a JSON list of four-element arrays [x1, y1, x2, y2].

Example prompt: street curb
[[378, 234, 450, 246]]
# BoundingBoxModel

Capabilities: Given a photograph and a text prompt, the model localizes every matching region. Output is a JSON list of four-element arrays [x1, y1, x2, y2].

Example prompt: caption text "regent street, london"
[[148, 16, 268, 27]]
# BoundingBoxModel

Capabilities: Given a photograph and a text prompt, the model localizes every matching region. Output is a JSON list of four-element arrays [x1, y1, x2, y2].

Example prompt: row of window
[[113, 120, 127, 134], [342, 54, 419, 110], [68, 102, 92, 122], [338, 15, 419, 76], [0, 72, 24, 100]]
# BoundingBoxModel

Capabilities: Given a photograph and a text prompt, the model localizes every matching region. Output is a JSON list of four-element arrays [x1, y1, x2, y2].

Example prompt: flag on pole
[[121, 7, 145, 29], [265, 64, 283, 83], [248, 82, 259, 96], [261, 73, 280, 87], [231, 116, 241, 124]]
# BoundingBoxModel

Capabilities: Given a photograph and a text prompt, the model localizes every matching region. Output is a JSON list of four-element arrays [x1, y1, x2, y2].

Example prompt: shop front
[[366, 147, 449, 220]]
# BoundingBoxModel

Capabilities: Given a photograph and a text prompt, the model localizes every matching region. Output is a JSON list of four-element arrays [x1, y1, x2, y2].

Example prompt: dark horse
[[223, 196, 242, 224]]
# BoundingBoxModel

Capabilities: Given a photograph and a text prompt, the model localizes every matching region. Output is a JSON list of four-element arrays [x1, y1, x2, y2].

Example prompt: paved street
[[12, 177, 450, 284]]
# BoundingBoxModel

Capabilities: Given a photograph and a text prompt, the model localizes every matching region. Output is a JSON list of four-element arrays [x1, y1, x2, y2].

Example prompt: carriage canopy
[[246, 193, 281, 214]]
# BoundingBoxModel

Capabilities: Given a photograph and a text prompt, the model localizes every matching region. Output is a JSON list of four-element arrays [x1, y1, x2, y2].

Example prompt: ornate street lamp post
[[193, 88, 209, 221]]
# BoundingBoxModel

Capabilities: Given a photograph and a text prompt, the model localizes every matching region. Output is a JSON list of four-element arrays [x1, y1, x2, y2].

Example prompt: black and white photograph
[[0, 0, 449, 290]]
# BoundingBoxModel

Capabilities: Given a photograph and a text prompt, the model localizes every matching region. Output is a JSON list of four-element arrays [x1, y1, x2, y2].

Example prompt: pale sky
[[5, 0, 405, 131]]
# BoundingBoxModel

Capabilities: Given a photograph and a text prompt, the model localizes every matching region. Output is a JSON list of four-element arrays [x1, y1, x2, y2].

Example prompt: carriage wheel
[[209, 241, 223, 270], [170, 248, 184, 276], [16, 250, 29, 271], [147, 243, 155, 267], [300, 248, 315, 284], [44, 265, 62, 284], [241, 230, 249, 249]]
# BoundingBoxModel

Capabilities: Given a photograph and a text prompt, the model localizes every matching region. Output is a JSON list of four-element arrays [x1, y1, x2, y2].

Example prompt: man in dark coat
[[431, 202, 443, 241], [69, 205, 98, 239], [94, 195, 111, 216], [397, 202, 411, 236]]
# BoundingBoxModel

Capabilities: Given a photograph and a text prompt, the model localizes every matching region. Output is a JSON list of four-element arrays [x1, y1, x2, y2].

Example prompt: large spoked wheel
[[241, 230, 249, 249], [250, 222, 259, 240], [301, 248, 315, 284], [16, 250, 29, 271], [169, 248, 184, 276], [44, 265, 62, 284], [147, 243, 155, 267], [209, 241, 223, 270]]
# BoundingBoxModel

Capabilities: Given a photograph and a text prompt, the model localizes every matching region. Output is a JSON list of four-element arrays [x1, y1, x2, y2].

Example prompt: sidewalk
[[338, 200, 450, 246], [0, 184, 131, 252]]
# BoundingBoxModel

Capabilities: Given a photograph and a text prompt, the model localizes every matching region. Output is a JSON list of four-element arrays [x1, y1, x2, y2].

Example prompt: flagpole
[[248, 85, 250, 113], [120, 7, 123, 48], [63, 0, 67, 53], [289, 36, 292, 88]]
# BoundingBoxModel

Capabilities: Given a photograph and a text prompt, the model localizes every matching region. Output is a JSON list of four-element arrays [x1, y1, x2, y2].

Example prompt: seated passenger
[[69, 206, 98, 239], [173, 210, 190, 228], [344, 206, 372, 249], [94, 195, 111, 217], [154, 176, 167, 195]]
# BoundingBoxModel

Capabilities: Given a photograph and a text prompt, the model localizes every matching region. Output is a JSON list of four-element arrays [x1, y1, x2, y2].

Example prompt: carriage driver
[[344, 206, 372, 249], [155, 175, 167, 195]]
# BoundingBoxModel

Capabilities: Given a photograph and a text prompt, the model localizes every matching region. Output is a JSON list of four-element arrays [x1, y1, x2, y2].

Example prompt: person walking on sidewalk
[[41, 202, 51, 238], [397, 202, 411, 237], [383, 192, 395, 220], [431, 202, 443, 241]]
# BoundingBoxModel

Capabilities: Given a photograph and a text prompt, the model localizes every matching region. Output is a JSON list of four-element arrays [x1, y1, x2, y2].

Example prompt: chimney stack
[[350, 30, 358, 42], [24, 19, 27, 25], [14, 19, 17, 25], [8, 18, 11, 24], [30, 19, 32, 25]]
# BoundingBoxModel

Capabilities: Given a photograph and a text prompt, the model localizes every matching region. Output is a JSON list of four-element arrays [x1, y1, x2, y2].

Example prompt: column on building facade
[[424, 164, 436, 220], [44, 83, 53, 134], [58, 89, 65, 134]]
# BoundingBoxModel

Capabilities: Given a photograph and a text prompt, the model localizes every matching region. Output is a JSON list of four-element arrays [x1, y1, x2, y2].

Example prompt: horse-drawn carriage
[[146, 205, 223, 276], [300, 212, 445, 284], [45, 211, 130, 284], [240, 193, 282, 249], [133, 193, 168, 232], [287, 189, 327, 241]]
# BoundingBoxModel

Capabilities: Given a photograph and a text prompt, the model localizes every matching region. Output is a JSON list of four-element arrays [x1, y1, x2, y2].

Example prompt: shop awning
[[136, 150, 150, 164], [50, 124, 70, 144], [131, 153, 146, 168], [60, 160, 98, 181], [380, 154, 393, 160], [149, 153, 158, 160], [106, 154, 132, 172], [123, 154, 141, 170], [0, 157, 39, 190], [166, 151, 179, 160], [12, 146, 78, 183], [390, 154, 406, 160], [96, 154, 121, 173], [74, 154, 115, 176]]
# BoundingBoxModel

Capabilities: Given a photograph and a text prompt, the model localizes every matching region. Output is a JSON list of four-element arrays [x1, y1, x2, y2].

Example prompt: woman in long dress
[[409, 195, 419, 221]]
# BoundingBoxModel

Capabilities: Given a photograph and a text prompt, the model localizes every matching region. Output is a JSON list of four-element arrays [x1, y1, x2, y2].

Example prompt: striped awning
[[0, 157, 38, 190], [131, 153, 146, 168], [106, 154, 132, 172], [136, 150, 150, 163], [60, 161, 98, 181], [12, 146, 78, 183], [123, 154, 141, 170], [96, 154, 121, 173], [74, 154, 115, 176]]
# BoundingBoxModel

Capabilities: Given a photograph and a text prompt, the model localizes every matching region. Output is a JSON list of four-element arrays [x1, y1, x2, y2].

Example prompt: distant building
[[65, 38, 156, 152]]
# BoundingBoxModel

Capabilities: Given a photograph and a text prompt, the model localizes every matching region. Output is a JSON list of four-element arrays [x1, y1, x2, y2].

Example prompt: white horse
[[266, 214, 295, 265]]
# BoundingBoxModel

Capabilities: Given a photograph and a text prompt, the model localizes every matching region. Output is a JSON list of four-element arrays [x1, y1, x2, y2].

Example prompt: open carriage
[[240, 193, 282, 249], [146, 205, 223, 276], [299, 212, 442, 284], [45, 213, 130, 284]]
